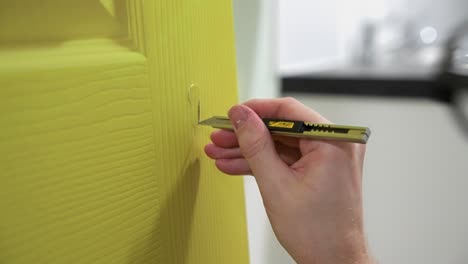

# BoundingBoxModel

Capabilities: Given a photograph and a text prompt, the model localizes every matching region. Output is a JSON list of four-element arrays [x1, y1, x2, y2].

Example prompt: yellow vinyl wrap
[[0, 1, 249, 263], [268, 121, 296, 129]]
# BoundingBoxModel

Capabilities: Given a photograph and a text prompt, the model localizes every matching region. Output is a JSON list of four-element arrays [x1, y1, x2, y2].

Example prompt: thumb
[[228, 105, 291, 182]]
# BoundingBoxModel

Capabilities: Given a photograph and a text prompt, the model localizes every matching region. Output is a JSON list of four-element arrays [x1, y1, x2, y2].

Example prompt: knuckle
[[277, 97, 300, 116], [281, 97, 299, 105], [241, 136, 268, 160]]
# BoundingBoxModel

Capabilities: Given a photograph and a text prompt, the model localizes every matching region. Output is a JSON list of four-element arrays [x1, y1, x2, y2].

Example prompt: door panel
[[0, 1, 249, 263], [0, 0, 128, 42]]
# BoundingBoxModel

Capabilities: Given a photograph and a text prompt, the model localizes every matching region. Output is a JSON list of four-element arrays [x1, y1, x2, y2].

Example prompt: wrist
[[327, 230, 373, 264], [334, 235, 374, 264], [295, 229, 374, 264]]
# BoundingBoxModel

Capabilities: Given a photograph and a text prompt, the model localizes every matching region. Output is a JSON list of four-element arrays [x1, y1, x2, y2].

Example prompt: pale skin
[[204, 97, 374, 264]]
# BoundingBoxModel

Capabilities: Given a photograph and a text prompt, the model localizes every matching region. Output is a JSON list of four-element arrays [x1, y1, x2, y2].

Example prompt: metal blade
[[198, 116, 233, 130]]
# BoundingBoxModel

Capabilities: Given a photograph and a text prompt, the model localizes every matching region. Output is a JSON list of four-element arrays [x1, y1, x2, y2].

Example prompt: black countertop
[[281, 65, 453, 102]]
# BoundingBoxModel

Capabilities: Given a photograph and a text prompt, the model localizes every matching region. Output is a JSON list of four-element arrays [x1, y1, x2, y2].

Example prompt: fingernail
[[228, 105, 249, 130]]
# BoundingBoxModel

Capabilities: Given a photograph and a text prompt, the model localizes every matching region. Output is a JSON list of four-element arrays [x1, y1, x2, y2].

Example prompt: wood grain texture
[[140, 1, 249, 263], [0, 0, 249, 263]]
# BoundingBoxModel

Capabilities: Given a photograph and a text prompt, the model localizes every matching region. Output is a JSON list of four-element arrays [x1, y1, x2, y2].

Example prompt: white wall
[[233, 1, 294, 264], [233, 0, 279, 100], [278, 0, 346, 74]]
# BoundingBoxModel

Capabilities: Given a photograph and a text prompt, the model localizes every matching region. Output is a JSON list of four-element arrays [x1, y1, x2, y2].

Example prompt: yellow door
[[0, 1, 249, 263]]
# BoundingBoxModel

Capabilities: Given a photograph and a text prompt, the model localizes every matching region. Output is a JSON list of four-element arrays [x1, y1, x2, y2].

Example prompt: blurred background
[[233, 0, 468, 263]]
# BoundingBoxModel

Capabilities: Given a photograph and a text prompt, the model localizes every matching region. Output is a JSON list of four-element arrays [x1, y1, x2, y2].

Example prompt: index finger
[[243, 97, 330, 123]]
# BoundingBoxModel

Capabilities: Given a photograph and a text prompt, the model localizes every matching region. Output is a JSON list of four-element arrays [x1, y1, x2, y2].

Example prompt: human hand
[[204, 98, 373, 264]]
